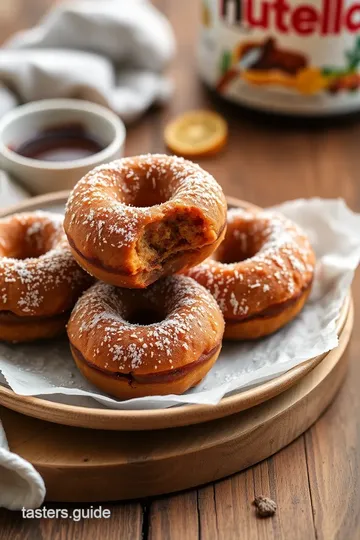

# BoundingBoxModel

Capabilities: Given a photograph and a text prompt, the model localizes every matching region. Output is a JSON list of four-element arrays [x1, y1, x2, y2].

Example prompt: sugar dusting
[[0, 211, 90, 315], [65, 154, 225, 252], [68, 275, 224, 372], [187, 208, 315, 318]]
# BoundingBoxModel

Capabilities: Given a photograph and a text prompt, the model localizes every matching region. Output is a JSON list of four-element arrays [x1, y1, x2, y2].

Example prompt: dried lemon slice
[[164, 110, 228, 158]]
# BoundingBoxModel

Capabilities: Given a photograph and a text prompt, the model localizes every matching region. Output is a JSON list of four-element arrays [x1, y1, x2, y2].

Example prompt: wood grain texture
[[304, 321, 360, 540], [0, 0, 360, 538], [211, 439, 317, 540], [149, 492, 199, 540], [0, 503, 143, 540], [0, 303, 352, 503]]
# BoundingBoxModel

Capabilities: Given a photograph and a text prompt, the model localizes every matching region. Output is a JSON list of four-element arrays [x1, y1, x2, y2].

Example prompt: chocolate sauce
[[13, 123, 104, 162]]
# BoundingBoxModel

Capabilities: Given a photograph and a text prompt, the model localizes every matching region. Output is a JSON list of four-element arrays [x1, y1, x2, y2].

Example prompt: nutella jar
[[199, 0, 360, 115]]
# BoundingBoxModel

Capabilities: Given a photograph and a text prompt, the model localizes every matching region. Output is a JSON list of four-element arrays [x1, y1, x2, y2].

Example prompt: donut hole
[[119, 166, 169, 208], [213, 219, 268, 264], [137, 209, 208, 267], [130, 186, 167, 208], [19, 232, 57, 259], [216, 250, 252, 264], [0, 220, 61, 260], [214, 234, 259, 264], [127, 307, 164, 326]]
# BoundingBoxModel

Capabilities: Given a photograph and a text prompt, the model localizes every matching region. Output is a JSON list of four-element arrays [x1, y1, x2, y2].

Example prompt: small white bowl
[[0, 99, 126, 195]]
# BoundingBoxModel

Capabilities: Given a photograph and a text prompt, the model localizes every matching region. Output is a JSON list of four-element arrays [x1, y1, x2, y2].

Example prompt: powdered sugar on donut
[[0, 212, 92, 316], [186, 208, 316, 320], [65, 154, 226, 252], [68, 276, 224, 373]]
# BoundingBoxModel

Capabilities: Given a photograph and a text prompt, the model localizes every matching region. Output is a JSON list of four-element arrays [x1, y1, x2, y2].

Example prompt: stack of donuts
[[0, 154, 315, 399]]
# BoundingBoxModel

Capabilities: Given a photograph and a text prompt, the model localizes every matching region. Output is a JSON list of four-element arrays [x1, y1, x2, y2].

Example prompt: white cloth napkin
[[0, 419, 45, 510], [0, 0, 175, 123], [0, 183, 45, 510]]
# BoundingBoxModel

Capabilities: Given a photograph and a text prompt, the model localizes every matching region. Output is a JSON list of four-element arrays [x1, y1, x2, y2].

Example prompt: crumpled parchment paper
[[0, 198, 359, 410]]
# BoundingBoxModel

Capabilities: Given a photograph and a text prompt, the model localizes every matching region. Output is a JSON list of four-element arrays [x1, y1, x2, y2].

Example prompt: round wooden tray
[[0, 192, 350, 431], [1, 300, 353, 502]]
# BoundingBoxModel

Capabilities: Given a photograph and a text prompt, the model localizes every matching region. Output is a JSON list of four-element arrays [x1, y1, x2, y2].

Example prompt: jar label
[[199, 0, 360, 114]]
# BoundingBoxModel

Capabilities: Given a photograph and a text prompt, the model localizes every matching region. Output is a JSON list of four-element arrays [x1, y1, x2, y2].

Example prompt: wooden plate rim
[[0, 191, 350, 431], [1, 301, 353, 507]]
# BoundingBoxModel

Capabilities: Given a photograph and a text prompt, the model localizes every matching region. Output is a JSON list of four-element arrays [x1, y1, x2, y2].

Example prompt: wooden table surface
[[0, 1, 359, 539]]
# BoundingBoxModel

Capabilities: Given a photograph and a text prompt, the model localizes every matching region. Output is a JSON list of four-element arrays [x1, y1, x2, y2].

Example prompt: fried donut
[[67, 276, 224, 399], [185, 208, 315, 340], [64, 154, 227, 288], [0, 211, 93, 342]]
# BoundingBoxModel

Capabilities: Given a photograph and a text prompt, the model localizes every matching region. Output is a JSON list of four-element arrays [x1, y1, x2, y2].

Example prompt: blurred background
[[0, 0, 358, 207]]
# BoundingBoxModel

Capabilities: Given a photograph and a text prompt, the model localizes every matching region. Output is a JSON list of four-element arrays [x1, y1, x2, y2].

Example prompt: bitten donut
[[64, 154, 227, 288], [186, 208, 315, 340], [0, 211, 93, 342], [67, 276, 225, 399]]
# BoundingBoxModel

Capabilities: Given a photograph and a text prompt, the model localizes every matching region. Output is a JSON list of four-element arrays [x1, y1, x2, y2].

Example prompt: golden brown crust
[[224, 287, 311, 340], [67, 276, 225, 398], [0, 311, 69, 343], [64, 154, 227, 288], [71, 343, 221, 399], [185, 208, 316, 339], [0, 211, 93, 342], [68, 224, 226, 290]]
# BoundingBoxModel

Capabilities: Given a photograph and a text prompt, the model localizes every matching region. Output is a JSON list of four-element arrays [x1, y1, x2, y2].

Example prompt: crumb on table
[[253, 495, 277, 518]]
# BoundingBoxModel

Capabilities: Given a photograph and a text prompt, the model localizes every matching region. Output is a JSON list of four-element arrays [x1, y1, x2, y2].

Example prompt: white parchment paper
[[0, 198, 359, 410]]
